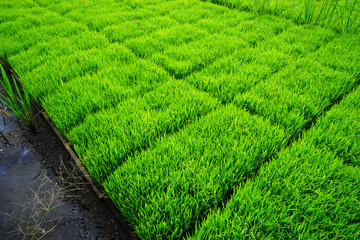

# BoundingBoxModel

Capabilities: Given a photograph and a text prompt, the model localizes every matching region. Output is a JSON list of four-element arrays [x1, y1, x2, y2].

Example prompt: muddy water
[[0, 142, 92, 240], [0, 68, 131, 239]]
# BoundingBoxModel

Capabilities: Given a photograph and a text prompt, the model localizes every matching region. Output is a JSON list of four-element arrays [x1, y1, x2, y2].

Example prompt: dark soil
[[0, 66, 134, 240]]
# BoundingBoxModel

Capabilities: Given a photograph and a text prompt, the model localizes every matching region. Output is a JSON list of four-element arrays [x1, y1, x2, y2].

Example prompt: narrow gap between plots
[[23, 1, 172, 137], [183, 35, 356, 238], [100, 98, 222, 185], [27, 0, 227, 191], [23, 1, 254, 181], [29, 1, 232, 184], [183, 79, 360, 239], [22, 1, 358, 239], [29, 0, 267, 85]]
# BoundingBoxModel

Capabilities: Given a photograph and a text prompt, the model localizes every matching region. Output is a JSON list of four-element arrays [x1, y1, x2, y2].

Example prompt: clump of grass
[[0, 65, 36, 132], [190, 86, 360, 238], [69, 80, 219, 183], [104, 105, 286, 239], [234, 57, 356, 139], [203, 0, 360, 32], [339, 0, 360, 32], [304, 85, 360, 167], [190, 141, 360, 239]]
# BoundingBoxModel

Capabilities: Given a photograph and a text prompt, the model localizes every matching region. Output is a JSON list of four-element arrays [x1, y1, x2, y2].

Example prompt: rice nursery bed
[[1, 0, 359, 239]]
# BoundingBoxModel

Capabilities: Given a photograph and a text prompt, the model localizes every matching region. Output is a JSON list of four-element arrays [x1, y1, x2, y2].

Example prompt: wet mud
[[0, 67, 132, 240]]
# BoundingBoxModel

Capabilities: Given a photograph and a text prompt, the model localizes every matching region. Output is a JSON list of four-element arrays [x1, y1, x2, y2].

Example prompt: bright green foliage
[[0, 0, 359, 239], [203, 0, 360, 33], [104, 105, 286, 239], [0, 8, 64, 36], [0, 8, 67, 59], [152, 34, 248, 78], [261, 24, 336, 57], [125, 24, 209, 58], [190, 141, 360, 239], [194, 10, 253, 33], [103, 16, 179, 43], [0, 65, 35, 132], [167, 1, 227, 24], [234, 57, 357, 139], [305, 87, 360, 167], [43, 58, 170, 134], [69, 80, 218, 183], [147, 0, 209, 15], [17, 44, 125, 103], [222, 15, 292, 46], [0, 0, 36, 9], [311, 33, 360, 78], [66, 6, 155, 31], [190, 72, 360, 240], [186, 47, 291, 103], [37, 0, 124, 16], [1, 23, 87, 59], [8, 31, 109, 77]]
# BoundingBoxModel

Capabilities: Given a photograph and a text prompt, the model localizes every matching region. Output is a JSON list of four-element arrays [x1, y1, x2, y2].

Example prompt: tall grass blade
[[0, 65, 36, 132]]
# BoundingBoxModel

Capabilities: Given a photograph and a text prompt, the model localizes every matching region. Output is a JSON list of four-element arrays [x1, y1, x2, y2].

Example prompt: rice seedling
[[186, 47, 291, 103], [304, 86, 360, 166], [43, 57, 170, 134], [222, 14, 292, 46], [151, 33, 248, 78], [0, 65, 37, 132], [234, 57, 357, 139], [8, 30, 109, 77], [202, 0, 360, 32], [124, 24, 208, 58], [167, 2, 226, 24], [190, 140, 360, 239], [1, 0, 359, 238], [68, 80, 219, 183], [103, 16, 179, 43], [68, 7, 155, 31], [261, 24, 336, 57], [311, 33, 360, 78], [194, 11, 253, 34], [1, 22, 86, 60], [190, 87, 360, 238], [104, 105, 286, 239]]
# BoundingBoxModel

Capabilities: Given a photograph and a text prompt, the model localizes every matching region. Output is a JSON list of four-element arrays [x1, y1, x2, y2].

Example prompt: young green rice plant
[[104, 105, 286, 239], [69, 80, 219, 183], [202, 0, 359, 32], [303, 0, 317, 23], [251, 0, 271, 14], [0, 65, 36, 132], [233, 57, 356, 140], [190, 141, 360, 239], [304, 86, 360, 167], [341, 0, 360, 32], [190, 87, 360, 238], [302, 0, 339, 28], [310, 33, 360, 79], [315, 0, 338, 24]]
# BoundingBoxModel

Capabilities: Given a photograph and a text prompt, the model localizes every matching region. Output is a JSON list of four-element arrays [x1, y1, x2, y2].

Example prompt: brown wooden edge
[[0, 59, 140, 240]]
